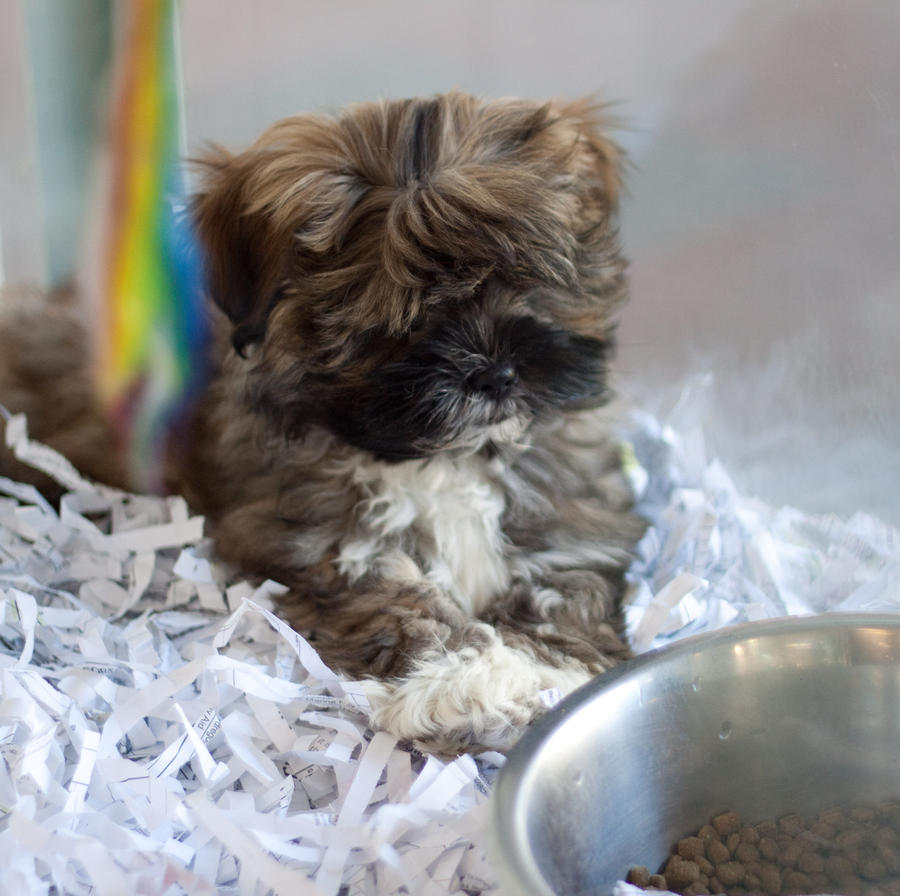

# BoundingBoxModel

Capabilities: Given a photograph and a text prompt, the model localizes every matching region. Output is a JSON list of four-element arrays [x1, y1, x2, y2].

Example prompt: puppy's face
[[193, 92, 627, 460]]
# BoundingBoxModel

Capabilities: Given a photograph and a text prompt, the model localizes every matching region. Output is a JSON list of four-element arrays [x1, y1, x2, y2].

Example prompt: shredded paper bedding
[[1, 392, 899, 896]]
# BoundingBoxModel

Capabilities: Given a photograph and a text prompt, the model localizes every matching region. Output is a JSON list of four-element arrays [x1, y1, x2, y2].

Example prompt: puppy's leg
[[238, 555, 572, 753], [365, 568, 636, 754], [365, 622, 594, 754], [273, 570, 619, 754]]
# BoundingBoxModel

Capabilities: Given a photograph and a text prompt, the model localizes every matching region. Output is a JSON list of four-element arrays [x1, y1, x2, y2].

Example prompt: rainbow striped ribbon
[[94, 0, 207, 492]]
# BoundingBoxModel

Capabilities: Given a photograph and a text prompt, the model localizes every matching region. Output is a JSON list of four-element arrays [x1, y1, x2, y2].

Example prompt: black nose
[[468, 363, 518, 401]]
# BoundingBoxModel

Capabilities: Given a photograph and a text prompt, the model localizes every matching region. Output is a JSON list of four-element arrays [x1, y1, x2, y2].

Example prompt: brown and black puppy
[[0, 92, 645, 753]]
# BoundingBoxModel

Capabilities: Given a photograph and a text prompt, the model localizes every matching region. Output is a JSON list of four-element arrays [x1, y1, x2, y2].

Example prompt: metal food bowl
[[489, 614, 900, 896]]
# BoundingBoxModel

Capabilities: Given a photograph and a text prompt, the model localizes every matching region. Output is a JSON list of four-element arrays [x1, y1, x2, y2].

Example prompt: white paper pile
[[622, 389, 900, 653], [2, 393, 900, 896]]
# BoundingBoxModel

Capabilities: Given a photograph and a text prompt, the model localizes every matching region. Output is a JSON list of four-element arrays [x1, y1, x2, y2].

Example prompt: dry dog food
[[626, 803, 900, 895]]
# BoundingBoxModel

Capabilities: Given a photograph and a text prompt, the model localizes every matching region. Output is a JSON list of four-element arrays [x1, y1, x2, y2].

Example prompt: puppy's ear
[[192, 128, 373, 352], [192, 148, 293, 354], [550, 98, 625, 221]]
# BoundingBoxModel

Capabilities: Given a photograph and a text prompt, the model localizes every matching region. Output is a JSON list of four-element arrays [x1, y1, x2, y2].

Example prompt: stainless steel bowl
[[490, 614, 900, 896]]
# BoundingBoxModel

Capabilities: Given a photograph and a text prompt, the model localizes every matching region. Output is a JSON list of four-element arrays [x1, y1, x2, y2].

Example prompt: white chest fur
[[337, 455, 511, 615]]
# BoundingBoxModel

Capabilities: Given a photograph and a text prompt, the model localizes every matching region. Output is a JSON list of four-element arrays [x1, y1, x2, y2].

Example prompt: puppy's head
[[193, 91, 628, 460]]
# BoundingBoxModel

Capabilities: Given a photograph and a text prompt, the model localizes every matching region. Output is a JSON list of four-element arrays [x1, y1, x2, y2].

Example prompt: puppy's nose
[[468, 363, 518, 401]]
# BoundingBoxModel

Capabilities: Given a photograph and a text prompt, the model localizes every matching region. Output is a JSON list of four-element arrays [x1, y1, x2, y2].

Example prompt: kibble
[[713, 812, 743, 837], [665, 855, 701, 888], [725, 832, 741, 856], [778, 814, 805, 837], [826, 854, 855, 879], [625, 801, 900, 895], [627, 866, 651, 887], [797, 851, 824, 874], [757, 864, 782, 893], [679, 837, 706, 862], [777, 841, 803, 868], [699, 825, 720, 844], [715, 862, 744, 887], [759, 837, 779, 862]]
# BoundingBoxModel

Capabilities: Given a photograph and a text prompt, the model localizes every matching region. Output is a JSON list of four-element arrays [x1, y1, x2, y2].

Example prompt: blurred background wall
[[2, 0, 899, 524]]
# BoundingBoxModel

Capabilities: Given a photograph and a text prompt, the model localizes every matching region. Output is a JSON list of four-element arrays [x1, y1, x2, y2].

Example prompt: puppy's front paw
[[367, 633, 592, 754]]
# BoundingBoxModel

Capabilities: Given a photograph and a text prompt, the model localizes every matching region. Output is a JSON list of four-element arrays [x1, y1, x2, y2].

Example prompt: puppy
[[0, 92, 645, 753]]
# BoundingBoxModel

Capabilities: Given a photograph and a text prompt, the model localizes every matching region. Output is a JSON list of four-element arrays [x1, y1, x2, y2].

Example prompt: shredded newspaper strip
[[2, 393, 899, 895]]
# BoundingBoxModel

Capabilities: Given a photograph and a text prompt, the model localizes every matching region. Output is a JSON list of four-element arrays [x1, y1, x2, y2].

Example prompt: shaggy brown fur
[[0, 285, 129, 498], [0, 92, 645, 753]]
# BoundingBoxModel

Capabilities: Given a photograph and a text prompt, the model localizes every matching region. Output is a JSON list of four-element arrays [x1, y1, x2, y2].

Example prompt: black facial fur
[[323, 312, 612, 461]]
